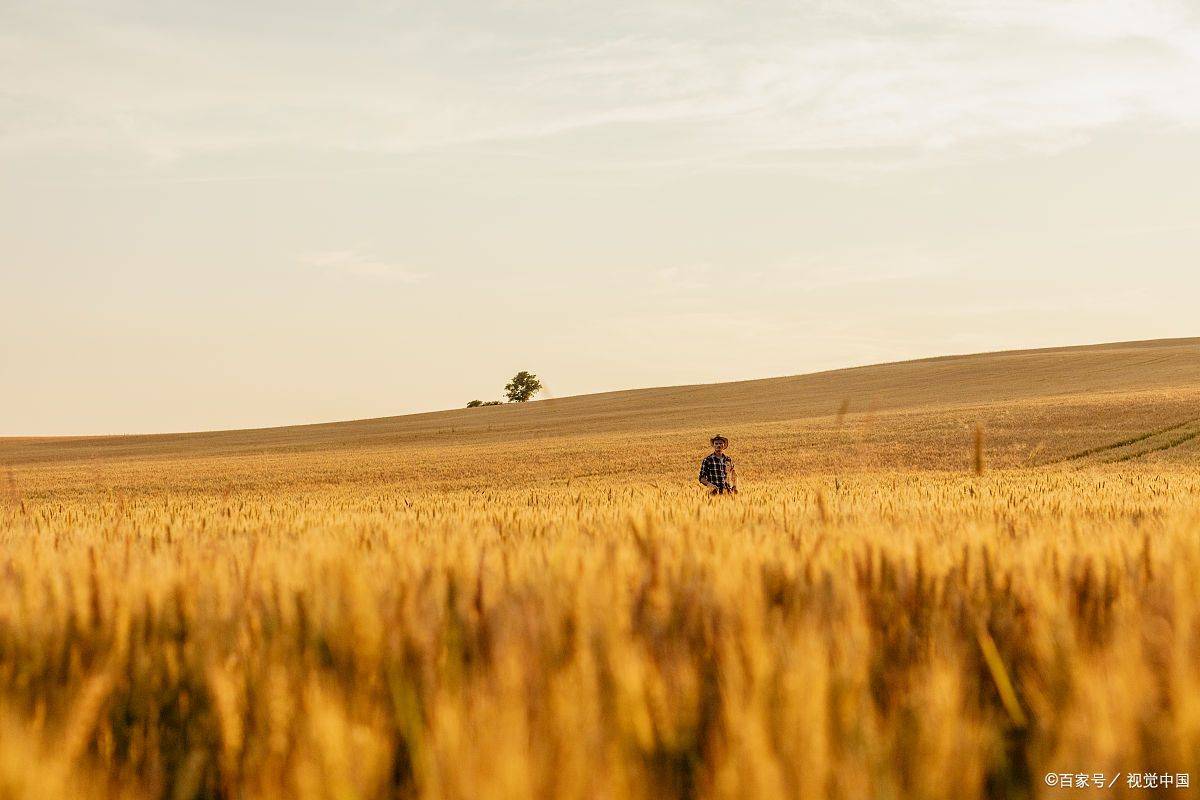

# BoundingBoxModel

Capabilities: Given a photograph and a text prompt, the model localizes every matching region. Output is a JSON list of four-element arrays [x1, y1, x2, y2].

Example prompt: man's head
[[710, 435, 729, 453]]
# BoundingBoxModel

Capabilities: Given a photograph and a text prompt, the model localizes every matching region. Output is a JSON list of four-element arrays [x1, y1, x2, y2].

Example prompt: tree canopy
[[504, 371, 542, 403]]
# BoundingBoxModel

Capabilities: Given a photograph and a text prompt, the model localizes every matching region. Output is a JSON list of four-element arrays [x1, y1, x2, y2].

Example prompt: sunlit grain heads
[[2, 464, 1199, 798]]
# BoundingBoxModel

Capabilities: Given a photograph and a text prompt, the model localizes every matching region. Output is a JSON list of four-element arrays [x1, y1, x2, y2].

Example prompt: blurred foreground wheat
[[1, 461, 1199, 799]]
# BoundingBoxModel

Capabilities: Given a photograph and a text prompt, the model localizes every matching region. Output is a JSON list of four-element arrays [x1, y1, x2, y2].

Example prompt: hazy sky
[[3, 0, 1198, 435]]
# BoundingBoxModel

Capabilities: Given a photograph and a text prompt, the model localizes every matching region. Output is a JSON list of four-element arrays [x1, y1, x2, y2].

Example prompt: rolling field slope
[[4, 337, 1199, 482]]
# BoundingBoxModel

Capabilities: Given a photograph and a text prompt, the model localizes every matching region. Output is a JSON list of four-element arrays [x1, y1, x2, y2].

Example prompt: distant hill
[[4, 337, 1199, 469]]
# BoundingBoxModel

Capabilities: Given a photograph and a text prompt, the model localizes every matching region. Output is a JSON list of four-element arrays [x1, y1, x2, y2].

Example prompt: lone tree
[[504, 371, 542, 403]]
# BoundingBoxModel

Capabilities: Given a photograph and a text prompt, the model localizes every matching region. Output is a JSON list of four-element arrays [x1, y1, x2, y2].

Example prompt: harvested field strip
[[1106, 423, 1200, 462], [1056, 417, 1200, 463]]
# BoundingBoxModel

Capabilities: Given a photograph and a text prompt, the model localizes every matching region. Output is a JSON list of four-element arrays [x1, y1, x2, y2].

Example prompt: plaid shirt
[[699, 452, 734, 488]]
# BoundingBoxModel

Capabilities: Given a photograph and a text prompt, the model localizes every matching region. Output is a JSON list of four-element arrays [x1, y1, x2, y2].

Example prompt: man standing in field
[[698, 435, 738, 495]]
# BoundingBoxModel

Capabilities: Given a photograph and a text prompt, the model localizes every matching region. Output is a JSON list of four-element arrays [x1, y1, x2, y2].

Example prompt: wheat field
[[3, 339, 1200, 799]]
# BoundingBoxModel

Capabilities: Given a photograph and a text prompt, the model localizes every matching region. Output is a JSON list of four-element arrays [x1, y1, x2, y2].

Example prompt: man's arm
[[698, 457, 715, 488]]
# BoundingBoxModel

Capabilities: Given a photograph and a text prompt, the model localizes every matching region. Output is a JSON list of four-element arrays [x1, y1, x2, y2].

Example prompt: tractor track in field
[[1054, 416, 1200, 465]]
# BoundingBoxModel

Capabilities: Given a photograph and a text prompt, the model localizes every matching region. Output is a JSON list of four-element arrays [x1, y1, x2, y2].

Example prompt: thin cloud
[[2, 1, 1198, 172], [302, 251, 426, 284], [651, 266, 711, 293]]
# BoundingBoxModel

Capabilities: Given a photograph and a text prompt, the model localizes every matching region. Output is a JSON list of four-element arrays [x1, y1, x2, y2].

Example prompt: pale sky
[[2, 0, 1198, 435]]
